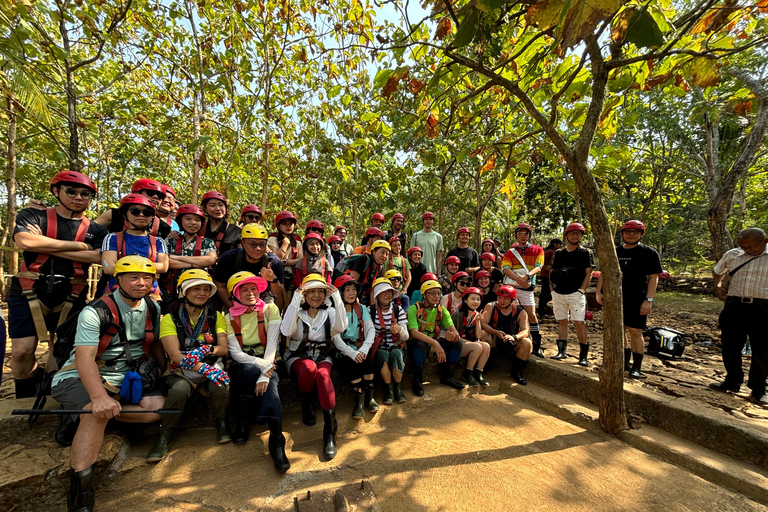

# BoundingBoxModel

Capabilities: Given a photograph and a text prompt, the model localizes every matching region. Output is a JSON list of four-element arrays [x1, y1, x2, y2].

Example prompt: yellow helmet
[[241, 223, 268, 240], [384, 269, 402, 280], [301, 273, 330, 291], [227, 271, 256, 295], [177, 269, 216, 296], [113, 255, 156, 276], [420, 279, 441, 296], [372, 277, 392, 288], [371, 240, 391, 252]]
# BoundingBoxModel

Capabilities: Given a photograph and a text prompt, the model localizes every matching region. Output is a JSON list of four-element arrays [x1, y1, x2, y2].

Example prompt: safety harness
[[170, 310, 217, 369], [415, 301, 442, 339], [292, 314, 332, 362], [487, 302, 521, 335], [369, 303, 403, 355], [163, 235, 204, 294], [229, 309, 269, 356]]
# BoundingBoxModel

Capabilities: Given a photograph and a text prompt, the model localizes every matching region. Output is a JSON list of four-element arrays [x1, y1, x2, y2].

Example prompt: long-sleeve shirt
[[334, 305, 376, 359], [281, 290, 348, 365], [226, 303, 281, 385]]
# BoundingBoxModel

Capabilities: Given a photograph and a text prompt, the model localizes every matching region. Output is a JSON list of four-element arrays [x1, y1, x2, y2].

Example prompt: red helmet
[[371, 212, 385, 222], [456, 227, 471, 237], [482, 238, 495, 248], [131, 178, 165, 197], [392, 213, 404, 221], [621, 220, 646, 234], [480, 252, 496, 261], [591, 271, 601, 280], [421, 272, 438, 283], [565, 222, 586, 234], [334, 225, 347, 234], [334, 274, 359, 291], [50, 170, 97, 195], [475, 270, 491, 280], [303, 232, 326, 249], [585, 311, 594, 321], [162, 185, 177, 198], [274, 210, 297, 227], [306, 219, 325, 232], [119, 194, 155, 213], [422, 211, 435, 220], [451, 271, 470, 284], [659, 270, 671, 280], [462, 286, 482, 298], [328, 235, 342, 244], [201, 190, 227, 208], [515, 222, 533, 234], [240, 204, 262, 217], [408, 246, 423, 257], [365, 227, 383, 238], [445, 255, 461, 266], [176, 204, 205, 221], [388, 236, 401, 245], [496, 285, 517, 299]]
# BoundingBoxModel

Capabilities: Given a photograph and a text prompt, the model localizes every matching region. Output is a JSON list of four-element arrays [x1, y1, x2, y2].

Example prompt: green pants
[[161, 373, 229, 428], [374, 346, 406, 374]]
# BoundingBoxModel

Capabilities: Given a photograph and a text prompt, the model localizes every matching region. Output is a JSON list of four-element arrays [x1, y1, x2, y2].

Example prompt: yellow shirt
[[159, 311, 227, 347], [226, 303, 281, 353]]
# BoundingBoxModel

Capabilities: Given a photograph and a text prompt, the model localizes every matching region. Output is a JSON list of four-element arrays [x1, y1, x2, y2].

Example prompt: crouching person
[[482, 285, 532, 385], [226, 271, 290, 473], [50, 256, 165, 512], [146, 269, 231, 463]]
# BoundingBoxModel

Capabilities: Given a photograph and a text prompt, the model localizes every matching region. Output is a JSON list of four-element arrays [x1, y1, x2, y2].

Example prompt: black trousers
[[719, 300, 768, 396], [538, 277, 552, 316]]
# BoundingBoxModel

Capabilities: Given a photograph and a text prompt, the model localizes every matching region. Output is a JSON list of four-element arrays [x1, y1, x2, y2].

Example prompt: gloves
[[180, 344, 214, 370], [197, 363, 230, 387]]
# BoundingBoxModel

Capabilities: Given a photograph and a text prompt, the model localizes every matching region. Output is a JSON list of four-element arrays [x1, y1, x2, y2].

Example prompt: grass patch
[[654, 291, 722, 316]]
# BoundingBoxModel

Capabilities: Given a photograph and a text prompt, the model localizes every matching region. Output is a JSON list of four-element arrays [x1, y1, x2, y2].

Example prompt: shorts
[[51, 377, 164, 413], [7, 294, 84, 339], [623, 295, 648, 330], [514, 288, 535, 307], [552, 291, 587, 322]]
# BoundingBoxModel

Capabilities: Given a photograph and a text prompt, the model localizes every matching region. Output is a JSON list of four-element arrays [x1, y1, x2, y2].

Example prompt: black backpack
[[647, 327, 686, 359]]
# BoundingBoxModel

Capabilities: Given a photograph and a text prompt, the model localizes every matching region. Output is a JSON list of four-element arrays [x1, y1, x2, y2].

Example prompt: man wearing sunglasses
[[9, 171, 107, 398], [239, 204, 263, 227]]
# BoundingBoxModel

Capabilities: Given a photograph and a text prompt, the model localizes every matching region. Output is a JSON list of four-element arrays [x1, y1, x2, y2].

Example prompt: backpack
[[332, 253, 370, 281], [647, 327, 686, 359]]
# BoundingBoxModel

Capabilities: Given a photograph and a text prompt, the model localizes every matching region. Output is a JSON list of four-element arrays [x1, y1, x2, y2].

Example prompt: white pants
[[552, 291, 586, 322]]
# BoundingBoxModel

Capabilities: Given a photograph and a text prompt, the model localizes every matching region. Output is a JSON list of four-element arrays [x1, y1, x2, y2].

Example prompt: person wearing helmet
[[305, 219, 336, 266], [268, 210, 303, 296], [93, 178, 172, 238], [451, 287, 492, 387], [474, 269, 497, 309], [328, 235, 343, 263], [382, 236, 412, 294], [214, 223, 285, 310], [538, 239, 563, 319], [411, 271, 439, 304], [384, 213, 407, 248], [51, 256, 165, 512], [348, 240, 391, 305], [334, 225, 354, 258], [333, 275, 376, 419], [410, 211, 444, 274], [478, 251, 504, 292], [408, 279, 464, 394], [370, 212, 385, 229], [368, 277, 409, 405], [406, 247, 428, 300], [441, 271, 471, 315], [549, 222, 595, 363], [281, 274, 348, 460], [9, 170, 107, 398], [482, 285, 533, 384], [100, 195, 169, 299], [160, 204, 218, 310], [148, 269, 230, 463], [439, 255, 462, 295], [481, 238, 501, 268], [225, 272, 290, 472], [502, 223, 545, 358], [200, 190, 242, 257], [239, 204, 263, 227], [596, 220, 662, 379], [354, 226, 384, 255], [157, 185, 180, 232], [384, 269, 410, 311], [294, 233, 333, 287], [446, 226, 480, 273]]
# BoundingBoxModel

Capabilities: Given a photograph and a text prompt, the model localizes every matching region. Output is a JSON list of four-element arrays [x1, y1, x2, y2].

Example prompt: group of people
[[9, 171, 679, 512]]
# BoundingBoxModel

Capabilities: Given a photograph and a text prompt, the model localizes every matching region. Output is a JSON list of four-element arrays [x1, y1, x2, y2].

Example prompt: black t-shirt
[[486, 267, 504, 290], [408, 262, 427, 297], [550, 246, 595, 294], [109, 207, 171, 238], [447, 245, 479, 272], [384, 230, 407, 249], [348, 254, 382, 301], [204, 220, 241, 255], [214, 248, 284, 286], [11, 208, 108, 302], [617, 243, 663, 298], [480, 289, 498, 309]]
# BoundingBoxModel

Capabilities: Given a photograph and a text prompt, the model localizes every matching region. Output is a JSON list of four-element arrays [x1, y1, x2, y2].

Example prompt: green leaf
[[452, 11, 479, 49], [625, 9, 665, 48], [479, 0, 508, 11]]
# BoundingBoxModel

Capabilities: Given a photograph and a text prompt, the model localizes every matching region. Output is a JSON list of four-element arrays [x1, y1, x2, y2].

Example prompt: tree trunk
[[3, 97, 19, 297]]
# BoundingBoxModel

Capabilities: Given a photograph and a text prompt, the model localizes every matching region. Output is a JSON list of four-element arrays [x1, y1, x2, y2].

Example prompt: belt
[[727, 296, 768, 305]]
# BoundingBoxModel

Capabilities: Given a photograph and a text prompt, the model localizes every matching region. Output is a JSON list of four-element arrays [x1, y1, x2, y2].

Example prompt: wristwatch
[[646, 297, 654, 302], [270, 278, 279, 284]]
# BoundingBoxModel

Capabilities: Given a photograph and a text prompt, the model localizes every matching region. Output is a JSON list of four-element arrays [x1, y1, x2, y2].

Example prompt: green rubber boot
[[216, 418, 231, 444], [393, 382, 407, 403], [146, 428, 173, 462], [352, 391, 365, 420], [364, 380, 379, 413], [383, 384, 395, 405]]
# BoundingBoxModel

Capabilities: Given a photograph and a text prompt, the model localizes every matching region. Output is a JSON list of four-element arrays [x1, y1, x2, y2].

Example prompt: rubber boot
[[232, 401, 251, 446], [216, 417, 231, 444], [393, 382, 407, 402], [461, 368, 479, 386], [322, 409, 338, 460], [578, 343, 589, 367], [14, 367, 44, 399], [551, 340, 568, 360], [624, 348, 632, 372], [439, 363, 465, 390], [67, 465, 95, 512], [352, 390, 365, 420], [55, 409, 79, 447], [382, 383, 395, 405], [473, 368, 490, 387], [146, 428, 174, 462], [300, 392, 316, 426], [628, 352, 647, 379], [412, 366, 425, 397], [364, 379, 379, 413], [268, 418, 291, 473], [531, 332, 545, 358], [511, 357, 528, 386]]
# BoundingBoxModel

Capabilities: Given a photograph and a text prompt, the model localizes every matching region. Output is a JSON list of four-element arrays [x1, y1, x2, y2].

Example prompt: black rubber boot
[[511, 357, 528, 385], [363, 379, 379, 413], [67, 465, 95, 512], [216, 417, 231, 444], [352, 390, 365, 420], [232, 401, 251, 445], [551, 340, 568, 360], [412, 366, 425, 397], [322, 408, 338, 460], [268, 419, 291, 473], [146, 428, 173, 462], [393, 382, 407, 402], [473, 368, 490, 387], [14, 367, 44, 399], [531, 331, 545, 358], [628, 352, 647, 379], [439, 363, 465, 390], [578, 343, 589, 367], [624, 348, 632, 371], [383, 383, 395, 405], [55, 409, 80, 447], [301, 392, 316, 426], [462, 368, 480, 386]]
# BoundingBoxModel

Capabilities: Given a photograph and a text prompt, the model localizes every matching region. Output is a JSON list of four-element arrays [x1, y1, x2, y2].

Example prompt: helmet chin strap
[[54, 188, 87, 218], [118, 286, 145, 303]]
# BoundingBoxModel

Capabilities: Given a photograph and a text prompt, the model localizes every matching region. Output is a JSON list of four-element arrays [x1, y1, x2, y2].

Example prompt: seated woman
[[451, 287, 492, 387], [225, 271, 289, 472], [332, 275, 376, 420], [369, 278, 409, 405], [406, 246, 428, 301], [383, 237, 412, 293], [293, 232, 333, 287], [440, 271, 471, 315], [147, 269, 230, 463], [281, 274, 347, 460], [478, 252, 504, 292], [439, 256, 461, 295], [474, 270, 497, 309], [385, 269, 411, 311]]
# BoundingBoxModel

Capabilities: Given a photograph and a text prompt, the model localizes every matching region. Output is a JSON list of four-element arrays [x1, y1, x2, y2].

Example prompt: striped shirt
[[371, 303, 408, 349], [503, 243, 544, 286], [714, 246, 768, 299]]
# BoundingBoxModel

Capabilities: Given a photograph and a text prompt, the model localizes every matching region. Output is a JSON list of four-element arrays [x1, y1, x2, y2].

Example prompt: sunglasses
[[243, 214, 262, 221], [128, 207, 154, 217], [457, 280, 471, 286], [389, 278, 402, 283], [142, 190, 165, 200], [63, 187, 94, 199]]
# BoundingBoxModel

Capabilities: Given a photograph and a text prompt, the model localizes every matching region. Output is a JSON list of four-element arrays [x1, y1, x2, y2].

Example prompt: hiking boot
[[14, 367, 44, 399], [628, 353, 647, 379], [268, 419, 291, 473], [439, 363, 465, 390], [301, 392, 316, 426], [461, 368, 479, 386], [578, 343, 589, 367], [473, 368, 490, 387], [393, 382, 407, 403], [412, 366, 425, 397], [709, 381, 740, 393], [216, 417, 231, 444], [352, 391, 365, 419], [383, 384, 395, 405], [551, 340, 568, 360], [67, 465, 95, 512], [146, 428, 173, 462], [322, 409, 338, 460]]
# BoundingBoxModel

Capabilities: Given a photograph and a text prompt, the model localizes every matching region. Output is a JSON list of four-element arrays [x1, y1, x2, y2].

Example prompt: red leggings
[[291, 359, 336, 410]]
